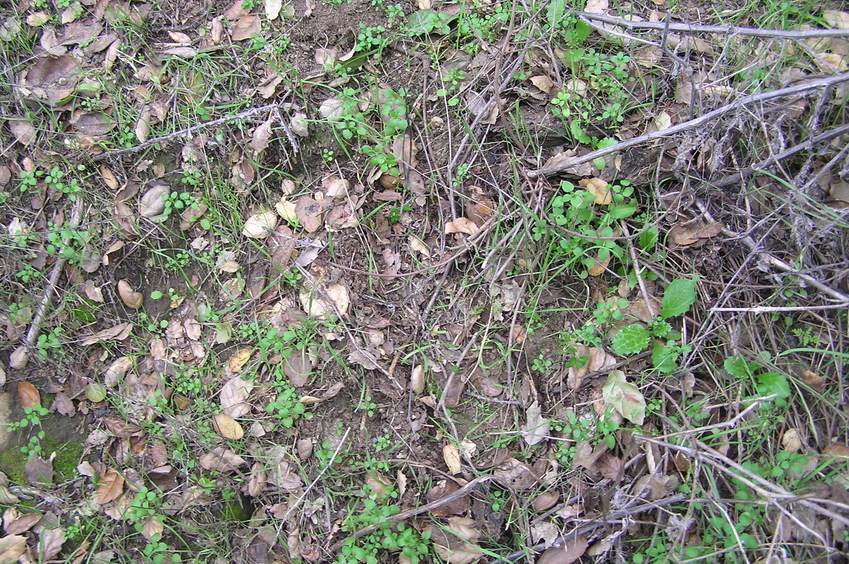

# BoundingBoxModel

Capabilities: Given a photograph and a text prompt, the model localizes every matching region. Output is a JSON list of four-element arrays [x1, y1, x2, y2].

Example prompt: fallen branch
[[577, 11, 849, 39], [528, 72, 849, 177], [12, 198, 84, 369], [328, 475, 494, 554], [92, 102, 283, 161]]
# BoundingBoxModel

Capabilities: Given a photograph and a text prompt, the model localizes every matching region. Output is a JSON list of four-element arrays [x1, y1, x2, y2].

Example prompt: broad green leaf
[[724, 356, 751, 379], [612, 324, 651, 356], [651, 343, 679, 374], [602, 370, 646, 425], [660, 276, 698, 320], [757, 371, 790, 403]]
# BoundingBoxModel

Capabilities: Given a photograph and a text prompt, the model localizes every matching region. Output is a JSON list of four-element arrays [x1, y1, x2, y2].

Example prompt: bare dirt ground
[[1, 0, 849, 562]]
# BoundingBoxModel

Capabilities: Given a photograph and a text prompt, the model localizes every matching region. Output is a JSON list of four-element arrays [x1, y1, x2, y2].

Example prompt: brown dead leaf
[[94, 468, 125, 504], [537, 536, 589, 564], [294, 196, 322, 233], [213, 413, 245, 440], [134, 105, 151, 143], [267, 447, 303, 492], [199, 447, 247, 472], [242, 210, 277, 238], [228, 349, 252, 372], [0, 535, 27, 562], [299, 283, 350, 320], [782, 429, 802, 453], [283, 349, 315, 387], [18, 382, 41, 409], [532, 491, 560, 512], [8, 118, 36, 146], [443, 444, 462, 475], [529, 75, 557, 95], [494, 458, 539, 490], [219, 375, 254, 418], [426, 517, 483, 564], [669, 220, 722, 246], [231, 15, 261, 41], [824, 10, 849, 29], [824, 444, 849, 458], [38, 527, 65, 561], [802, 370, 825, 390], [250, 116, 273, 156], [573, 440, 607, 472], [52, 392, 75, 417], [426, 480, 471, 517], [540, 150, 596, 177], [25, 455, 54, 485], [22, 54, 80, 105], [117, 280, 143, 309], [445, 217, 479, 235], [4, 512, 42, 535]]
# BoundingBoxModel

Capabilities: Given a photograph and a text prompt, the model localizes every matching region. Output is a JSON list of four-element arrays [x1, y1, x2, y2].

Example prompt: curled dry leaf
[[80, 322, 133, 347], [445, 217, 479, 235], [601, 370, 646, 425], [537, 535, 589, 564], [0, 535, 27, 562], [199, 447, 247, 472], [228, 348, 252, 372], [10, 347, 28, 370], [220, 375, 254, 418], [242, 211, 278, 238], [409, 236, 431, 257], [299, 283, 350, 320], [213, 413, 245, 440], [322, 175, 349, 199], [117, 280, 143, 309], [410, 364, 425, 394], [669, 220, 722, 246], [579, 178, 612, 205], [520, 400, 550, 446], [134, 105, 151, 143], [443, 443, 462, 475], [139, 183, 169, 218]]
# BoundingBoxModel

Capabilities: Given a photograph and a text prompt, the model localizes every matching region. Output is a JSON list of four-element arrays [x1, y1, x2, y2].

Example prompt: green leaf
[[651, 343, 679, 374], [660, 276, 698, 320], [724, 356, 751, 379], [602, 370, 646, 425], [612, 324, 651, 356], [757, 371, 790, 402]]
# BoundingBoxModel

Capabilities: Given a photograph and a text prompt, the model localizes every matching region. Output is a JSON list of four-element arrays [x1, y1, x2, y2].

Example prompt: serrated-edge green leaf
[[612, 324, 651, 356], [660, 276, 698, 320]]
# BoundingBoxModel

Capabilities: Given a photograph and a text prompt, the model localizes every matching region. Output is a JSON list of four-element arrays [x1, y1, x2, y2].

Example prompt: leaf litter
[[0, 0, 847, 561]]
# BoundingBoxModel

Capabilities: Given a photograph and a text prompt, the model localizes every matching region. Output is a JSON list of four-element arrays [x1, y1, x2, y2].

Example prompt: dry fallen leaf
[[299, 283, 350, 320], [93, 468, 124, 505], [294, 196, 322, 233], [213, 413, 245, 440], [138, 182, 169, 218], [80, 322, 133, 346], [537, 536, 589, 564], [8, 118, 36, 146], [824, 10, 849, 29], [228, 349, 252, 372], [242, 211, 278, 238], [0, 535, 27, 562], [199, 447, 247, 472], [521, 401, 551, 446], [445, 217, 479, 235], [782, 429, 802, 453], [231, 15, 261, 41], [579, 178, 612, 205], [443, 443, 462, 475], [17, 381, 41, 409], [669, 221, 722, 246], [219, 375, 254, 418], [117, 280, 143, 309]]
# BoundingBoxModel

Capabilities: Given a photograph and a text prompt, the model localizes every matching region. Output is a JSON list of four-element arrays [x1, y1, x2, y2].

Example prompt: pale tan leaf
[[38, 527, 65, 561], [265, 0, 283, 20], [245, 462, 267, 497], [584, 0, 608, 14], [228, 349, 252, 372], [213, 413, 245, 440], [242, 211, 277, 238], [579, 178, 612, 205], [250, 117, 273, 155], [167, 31, 191, 44], [824, 10, 849, 29], [521, 400, 550, 446], [231, 15, 260, 41], [530, 75, 556, 95], [198, 447, 247, 472], [139, 182, 169, 218], [4, 512, 42, 535], [0, 535, 27, 562], [410, 365, 426, 394], [443, 444, 462, 475], [134, 106, 151, 143], [602, 370, 646, 425], [183, 318, 202, 341], [782, 429, 802, 453], [8, 118, 36, 146], [141, 517, 163, 541], [295, 196, 322, 233], [117, 280, 143, 309], [445, 217, 479, 235], [93, 468, 124, 505]]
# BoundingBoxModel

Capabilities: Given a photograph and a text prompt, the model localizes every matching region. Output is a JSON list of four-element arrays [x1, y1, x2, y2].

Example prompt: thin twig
[[328, 475, 495, 554], [92, 102, 284, 161], [20, 198, 84, 358], [576, 11, 849, 39], [528, 73, 849, 177], [282, 427, 350, 523]]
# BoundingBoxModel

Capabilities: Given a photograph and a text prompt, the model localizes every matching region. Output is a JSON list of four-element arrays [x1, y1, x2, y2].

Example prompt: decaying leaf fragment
[[601, 370, 646, 425]]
